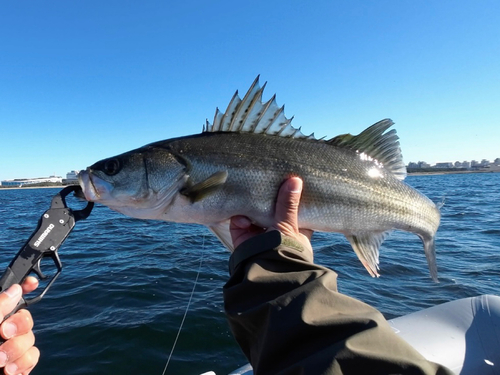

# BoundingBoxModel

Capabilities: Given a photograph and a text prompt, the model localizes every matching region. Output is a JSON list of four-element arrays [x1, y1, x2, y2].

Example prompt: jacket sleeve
[[223, 231, 453, 375]]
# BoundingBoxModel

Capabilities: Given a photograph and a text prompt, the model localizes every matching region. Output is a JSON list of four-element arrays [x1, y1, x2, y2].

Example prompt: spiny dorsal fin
[[203, 78, 406, 180], [328, 119, 407, 180], [204, 76, 315, 140]]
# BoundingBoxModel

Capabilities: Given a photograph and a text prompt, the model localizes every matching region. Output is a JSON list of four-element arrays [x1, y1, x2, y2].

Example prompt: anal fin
[[345, 232, 390, 278]]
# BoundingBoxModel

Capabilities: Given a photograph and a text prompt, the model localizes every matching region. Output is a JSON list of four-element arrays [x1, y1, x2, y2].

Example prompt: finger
[[0, 330, 35, 367], [20, 278, 38, 295], [0, 286, 22, 321], [230, 216, 252, 230], [274, 177, 303, 236], [230, 216, 251, 249], [230, 216, 265, 249], [4, 346, 39, 375], [1, 310, 34, 340]]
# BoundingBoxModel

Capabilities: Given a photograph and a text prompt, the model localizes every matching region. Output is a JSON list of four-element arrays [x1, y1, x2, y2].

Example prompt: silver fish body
[[79, 78, 441, 280]]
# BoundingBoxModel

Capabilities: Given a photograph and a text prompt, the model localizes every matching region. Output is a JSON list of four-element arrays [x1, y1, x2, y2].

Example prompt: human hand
[[230, 177, 314, 254], [0, 277, 40, 375]]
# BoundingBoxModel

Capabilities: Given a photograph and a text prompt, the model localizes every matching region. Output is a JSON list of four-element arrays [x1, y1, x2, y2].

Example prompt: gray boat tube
[[228, 294, 500, 375]]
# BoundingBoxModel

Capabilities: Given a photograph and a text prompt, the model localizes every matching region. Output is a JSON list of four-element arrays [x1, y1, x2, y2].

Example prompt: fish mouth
[[78, 169, 102, 201]]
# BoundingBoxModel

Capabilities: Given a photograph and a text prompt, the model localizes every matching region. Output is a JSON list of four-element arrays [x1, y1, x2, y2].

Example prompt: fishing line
[[161, 235, 205, 375]]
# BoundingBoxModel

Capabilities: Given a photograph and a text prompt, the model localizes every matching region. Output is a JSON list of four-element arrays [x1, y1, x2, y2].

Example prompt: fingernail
[[3, 285, 21, 299], [2, 322, 17, 339], [288, 177, 302, 193], [5, 362, 18, 375], [0, 351, 7, 367]]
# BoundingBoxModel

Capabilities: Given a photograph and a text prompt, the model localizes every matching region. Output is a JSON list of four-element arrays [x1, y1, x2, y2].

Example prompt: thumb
[[273, 177, 303, 236]]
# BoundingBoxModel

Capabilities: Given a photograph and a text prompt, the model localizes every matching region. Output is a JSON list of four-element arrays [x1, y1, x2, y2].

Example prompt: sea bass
[[79, 77, 441, 280]]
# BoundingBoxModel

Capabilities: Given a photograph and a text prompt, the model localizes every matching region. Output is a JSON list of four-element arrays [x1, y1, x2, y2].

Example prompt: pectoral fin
[[181, 171, 228, 203], [208, 220, 234, 252], [345, 232, 390, 278]]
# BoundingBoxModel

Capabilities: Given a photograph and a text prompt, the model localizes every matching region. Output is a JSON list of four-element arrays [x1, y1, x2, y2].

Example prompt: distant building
[[406, 158, 499, 173], [454, 161, 470, 169], [434, 162, 454, 169], [407, 161, 431, 169], [1, 176, 63, 187], [63, 170, 80, 185]]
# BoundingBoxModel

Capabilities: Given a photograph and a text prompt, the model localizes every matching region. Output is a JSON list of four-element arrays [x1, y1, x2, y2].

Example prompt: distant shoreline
[[0, 185, 67, 191], [408, 169, 500, 176]]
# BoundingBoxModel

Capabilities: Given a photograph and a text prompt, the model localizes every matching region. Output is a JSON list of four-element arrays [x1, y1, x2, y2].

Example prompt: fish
[[78, 77, 441, 281]]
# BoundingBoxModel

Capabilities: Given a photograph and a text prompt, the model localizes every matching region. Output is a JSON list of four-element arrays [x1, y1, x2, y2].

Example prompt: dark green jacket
[[224, 231, 453, 375]]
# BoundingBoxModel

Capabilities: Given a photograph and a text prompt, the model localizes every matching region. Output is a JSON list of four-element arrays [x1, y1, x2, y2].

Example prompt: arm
[[224, 178, 452, 375]]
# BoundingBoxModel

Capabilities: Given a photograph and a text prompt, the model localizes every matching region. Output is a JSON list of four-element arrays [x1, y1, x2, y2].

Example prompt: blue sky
[[1, 1, 499, 180]]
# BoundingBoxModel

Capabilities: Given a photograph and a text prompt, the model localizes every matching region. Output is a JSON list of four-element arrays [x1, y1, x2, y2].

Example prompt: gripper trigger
[[32, 260, 48, 280]]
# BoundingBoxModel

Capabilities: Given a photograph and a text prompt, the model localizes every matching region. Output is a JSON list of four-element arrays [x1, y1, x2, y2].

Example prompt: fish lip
[[78, 169, 100, 201], [88, 173, 100, 199]]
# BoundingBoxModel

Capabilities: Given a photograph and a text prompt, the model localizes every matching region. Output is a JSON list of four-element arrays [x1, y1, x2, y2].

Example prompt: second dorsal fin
[[328, 119, 407, 180]]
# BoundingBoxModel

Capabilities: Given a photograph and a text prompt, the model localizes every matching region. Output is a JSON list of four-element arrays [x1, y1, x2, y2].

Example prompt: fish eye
[[102, 158, 122, 176]]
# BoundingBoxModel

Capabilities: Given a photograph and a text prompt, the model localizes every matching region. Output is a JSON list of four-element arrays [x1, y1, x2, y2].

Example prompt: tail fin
[[422, 235, 438, 282]]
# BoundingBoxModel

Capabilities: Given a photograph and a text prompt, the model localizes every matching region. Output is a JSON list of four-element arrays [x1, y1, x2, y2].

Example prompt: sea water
[[0, 173, 499, 374]]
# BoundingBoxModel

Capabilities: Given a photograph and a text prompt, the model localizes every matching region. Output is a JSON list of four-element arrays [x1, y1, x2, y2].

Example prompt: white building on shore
[[63, 170, 80, 184], [1, 176, 63, 187]]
